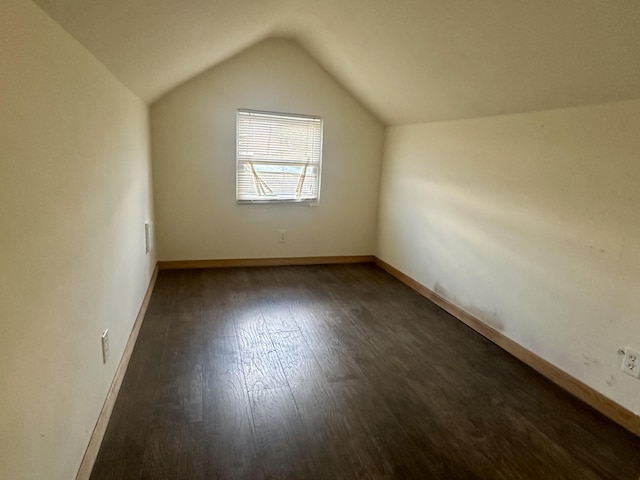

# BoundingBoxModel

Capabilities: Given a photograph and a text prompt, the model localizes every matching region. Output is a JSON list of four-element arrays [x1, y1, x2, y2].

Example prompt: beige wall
[[151, 38, 384, 261], [377, 99, 640, 414], [4, 2, 637, 476], [0, 1, 155, 479]]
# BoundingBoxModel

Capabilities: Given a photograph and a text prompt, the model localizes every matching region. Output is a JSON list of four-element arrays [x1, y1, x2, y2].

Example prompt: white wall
[[151, 38, 384, 261], [0, 1, 155, 479], [378, 99, 640, 415]]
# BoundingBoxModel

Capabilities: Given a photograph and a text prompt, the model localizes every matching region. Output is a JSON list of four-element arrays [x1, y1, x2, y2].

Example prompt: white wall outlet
[[279, 229, 287, 243], [101, 329, 110, 364], [621, 347, 640, 378], [145, 221, 154, 253]]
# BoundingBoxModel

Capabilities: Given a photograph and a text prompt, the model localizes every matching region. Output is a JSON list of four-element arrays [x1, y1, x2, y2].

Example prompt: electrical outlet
[[621, 347, 640, 378], [101, 329, 110, 364], [279, 229, 287, 243]]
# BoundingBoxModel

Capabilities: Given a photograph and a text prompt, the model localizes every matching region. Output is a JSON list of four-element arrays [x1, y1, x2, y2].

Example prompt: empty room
[[2, 0, 640, 479]]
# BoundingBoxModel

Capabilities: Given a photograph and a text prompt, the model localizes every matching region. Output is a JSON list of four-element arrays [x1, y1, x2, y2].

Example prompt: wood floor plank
[[152, 320, 204, 426], [140, 423, 205, 480], [199, 270, 250, 338], [239, 351, 286, 392], [237, 324, 288, 391], [202, 338, 261, 479], [200, 304, 237, 339], [90, 265, 640, 480], [249, 386, 313, 479], [151, 364, 203, 426], [291, 382, 386, 480], [258, 274, 300, 333], [270, 329, 328, 393]]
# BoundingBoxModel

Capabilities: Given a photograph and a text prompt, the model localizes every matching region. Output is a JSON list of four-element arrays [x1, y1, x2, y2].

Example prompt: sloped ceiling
[[32, 0, 640, 124]]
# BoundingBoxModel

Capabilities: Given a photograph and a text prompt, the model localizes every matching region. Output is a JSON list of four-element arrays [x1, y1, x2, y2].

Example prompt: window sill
[[236, 199, 319, 206]]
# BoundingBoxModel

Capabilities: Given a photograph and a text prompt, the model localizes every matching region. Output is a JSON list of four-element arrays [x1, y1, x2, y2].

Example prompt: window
[[236, 109, 323, 203]]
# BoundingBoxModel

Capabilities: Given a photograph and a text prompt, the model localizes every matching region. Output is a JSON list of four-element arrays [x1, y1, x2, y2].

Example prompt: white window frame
[[236, 109, 323, 204]]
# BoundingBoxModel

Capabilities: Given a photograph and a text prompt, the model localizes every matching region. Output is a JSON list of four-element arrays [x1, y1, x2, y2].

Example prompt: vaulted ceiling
[[32, 0, 640, 124]]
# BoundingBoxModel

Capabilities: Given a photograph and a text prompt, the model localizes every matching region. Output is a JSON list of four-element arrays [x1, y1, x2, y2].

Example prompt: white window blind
[[236, 109, 323, 203]]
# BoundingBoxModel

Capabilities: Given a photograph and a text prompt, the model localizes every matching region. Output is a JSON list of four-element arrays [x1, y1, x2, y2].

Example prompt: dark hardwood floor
[[90, 264, 640, 480]]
